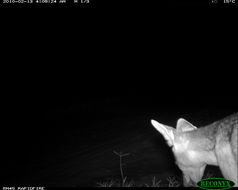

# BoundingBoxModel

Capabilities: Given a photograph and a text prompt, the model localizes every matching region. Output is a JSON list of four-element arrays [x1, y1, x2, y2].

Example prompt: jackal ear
[[151, 119, 174, 147], [176, 118, 197, 132]]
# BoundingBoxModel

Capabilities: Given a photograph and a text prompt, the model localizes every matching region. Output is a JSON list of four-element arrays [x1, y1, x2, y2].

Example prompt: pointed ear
[[151, 119, 175, 147], [176, 118, 197, 132]]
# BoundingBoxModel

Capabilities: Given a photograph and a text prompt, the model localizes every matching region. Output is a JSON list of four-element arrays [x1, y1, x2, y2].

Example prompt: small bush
[[167, 176, 180, 187]]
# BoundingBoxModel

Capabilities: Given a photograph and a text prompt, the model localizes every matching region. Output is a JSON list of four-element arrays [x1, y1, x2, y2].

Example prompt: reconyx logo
[[197, 178, 235, 190]]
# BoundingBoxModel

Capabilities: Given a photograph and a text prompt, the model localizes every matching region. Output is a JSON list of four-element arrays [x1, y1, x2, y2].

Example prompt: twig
[[113, 150, 130, 186]]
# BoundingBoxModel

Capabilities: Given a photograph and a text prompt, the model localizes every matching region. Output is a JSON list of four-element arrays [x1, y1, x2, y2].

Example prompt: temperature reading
[[81, 0, 89, 3], [211, 0, 218, 3]]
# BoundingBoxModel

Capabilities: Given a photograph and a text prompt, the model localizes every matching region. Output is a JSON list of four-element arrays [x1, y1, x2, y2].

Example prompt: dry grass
[[144, 176, 161, 187], [97, 151, 182, 187]]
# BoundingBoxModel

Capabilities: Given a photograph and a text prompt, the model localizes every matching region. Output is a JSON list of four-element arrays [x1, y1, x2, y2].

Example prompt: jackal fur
[[151, 113, 238, 187]]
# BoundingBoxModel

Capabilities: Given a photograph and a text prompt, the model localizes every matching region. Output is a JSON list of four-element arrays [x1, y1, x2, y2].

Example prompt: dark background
[[3, 63, 238, 186], [2, 5, 237, 187]]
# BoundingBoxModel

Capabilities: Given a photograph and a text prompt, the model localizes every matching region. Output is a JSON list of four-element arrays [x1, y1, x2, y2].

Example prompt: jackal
[[151, 113, 238, 187]]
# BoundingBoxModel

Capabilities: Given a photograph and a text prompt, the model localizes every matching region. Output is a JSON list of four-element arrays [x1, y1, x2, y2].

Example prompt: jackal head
[[151, 118, 206, 187]]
